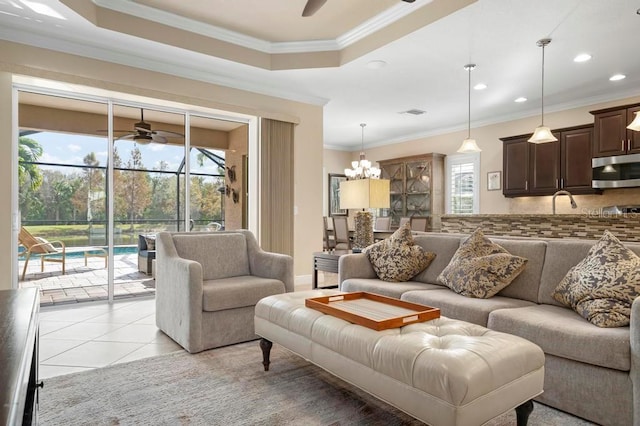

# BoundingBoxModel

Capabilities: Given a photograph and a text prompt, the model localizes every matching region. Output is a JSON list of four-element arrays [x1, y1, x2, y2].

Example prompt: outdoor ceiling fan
[[113, 109, 183, 144], [302, 0, 415, 17]]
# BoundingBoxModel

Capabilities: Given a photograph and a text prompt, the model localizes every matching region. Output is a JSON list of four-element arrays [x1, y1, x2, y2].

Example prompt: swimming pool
[[19, 245, 138, 258]]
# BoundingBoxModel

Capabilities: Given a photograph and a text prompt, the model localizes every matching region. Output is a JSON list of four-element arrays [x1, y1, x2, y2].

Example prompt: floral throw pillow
[[552, 230, 640, 327], [363, 223, 436, 282], [438, 228, 528, 298]]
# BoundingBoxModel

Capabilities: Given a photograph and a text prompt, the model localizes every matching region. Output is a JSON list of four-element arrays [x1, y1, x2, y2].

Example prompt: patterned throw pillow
[[438, 228, 528, 298], [552, 230, 640, 327], [363, 223, 436, 282], [144, 236, 156, 251]]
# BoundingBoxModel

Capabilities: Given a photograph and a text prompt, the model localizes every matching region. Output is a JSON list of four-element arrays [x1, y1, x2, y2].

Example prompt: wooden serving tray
[[305, 292, 440, 331]]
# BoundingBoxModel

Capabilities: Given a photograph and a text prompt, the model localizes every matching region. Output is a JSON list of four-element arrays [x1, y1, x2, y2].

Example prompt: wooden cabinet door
[[561, 127, 594, 191], [503, 138, 529, 196], [529, 139, 560, 194], [593, 109, 627, 157], [627, 106, 640, 154]]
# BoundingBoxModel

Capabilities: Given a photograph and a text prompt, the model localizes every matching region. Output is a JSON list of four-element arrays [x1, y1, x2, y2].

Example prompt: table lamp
[[340, 178, 390, 250]]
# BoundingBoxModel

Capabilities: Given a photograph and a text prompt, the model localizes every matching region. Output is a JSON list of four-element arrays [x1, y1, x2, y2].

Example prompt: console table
[[0, 288, 40, 425]]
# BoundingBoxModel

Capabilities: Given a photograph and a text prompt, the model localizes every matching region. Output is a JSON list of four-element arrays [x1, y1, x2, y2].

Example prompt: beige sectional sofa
[[338, 232, 640, 426]]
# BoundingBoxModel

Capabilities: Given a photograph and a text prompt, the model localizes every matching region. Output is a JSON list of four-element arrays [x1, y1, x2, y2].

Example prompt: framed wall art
[[328, 173, 348, 216], [487, 171, 502, 191]]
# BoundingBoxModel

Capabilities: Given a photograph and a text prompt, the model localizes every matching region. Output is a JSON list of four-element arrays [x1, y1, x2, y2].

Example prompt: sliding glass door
[[16, 87, 250, 305]]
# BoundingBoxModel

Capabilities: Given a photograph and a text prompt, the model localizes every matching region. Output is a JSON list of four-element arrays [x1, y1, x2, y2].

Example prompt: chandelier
[[344, 123, 381, 179]]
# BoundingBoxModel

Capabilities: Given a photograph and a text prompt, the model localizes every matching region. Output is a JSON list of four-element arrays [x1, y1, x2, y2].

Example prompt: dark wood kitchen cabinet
[[501, 125, 599, 197], [591, 103, 640, 157], [1, 288, 40, 425]]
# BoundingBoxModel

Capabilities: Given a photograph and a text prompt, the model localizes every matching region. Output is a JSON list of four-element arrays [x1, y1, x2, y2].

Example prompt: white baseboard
[[295, 274, 312, 291]]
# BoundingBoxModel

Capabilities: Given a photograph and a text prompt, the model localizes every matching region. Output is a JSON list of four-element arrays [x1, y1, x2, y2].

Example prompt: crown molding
[[0, 25, 330, 106], [336, 0, 433, 48], [92, 0, 431, 54]]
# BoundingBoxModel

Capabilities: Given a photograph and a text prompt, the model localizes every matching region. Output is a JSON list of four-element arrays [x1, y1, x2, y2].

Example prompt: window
[[445, 153, 480, 214]]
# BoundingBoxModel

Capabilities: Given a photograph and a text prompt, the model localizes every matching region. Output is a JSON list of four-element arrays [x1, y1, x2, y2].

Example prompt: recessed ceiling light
[[366, 60, 387, 69], [514, 97, 527, 103], [474, 83, 487, 90], [399, 109, 426, 115], [610, 74, 626, 81], [574, 53, 592, 63]]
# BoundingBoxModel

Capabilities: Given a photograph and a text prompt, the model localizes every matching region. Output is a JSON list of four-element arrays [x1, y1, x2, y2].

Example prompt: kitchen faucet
[[552, 190, 578, 214]]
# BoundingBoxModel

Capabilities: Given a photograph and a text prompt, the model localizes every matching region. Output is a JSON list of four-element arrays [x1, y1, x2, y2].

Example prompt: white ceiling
[[1, 0, 639, 150]]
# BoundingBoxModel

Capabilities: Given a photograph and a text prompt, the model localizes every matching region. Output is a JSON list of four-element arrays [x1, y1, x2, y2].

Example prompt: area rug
[[40, 341, 595, 425]]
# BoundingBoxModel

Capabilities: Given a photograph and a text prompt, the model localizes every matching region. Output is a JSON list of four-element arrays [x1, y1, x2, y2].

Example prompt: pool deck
[[19, 251, 155, 306]]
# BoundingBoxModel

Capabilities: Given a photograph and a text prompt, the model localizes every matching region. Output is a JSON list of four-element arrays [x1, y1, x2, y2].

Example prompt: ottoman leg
[[515, 400, 534, 426], [260, 338, 273, 371]]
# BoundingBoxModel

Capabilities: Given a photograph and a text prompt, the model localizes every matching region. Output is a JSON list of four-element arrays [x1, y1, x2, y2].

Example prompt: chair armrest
[[630, 297, 640, 419], [249, 251, 294, 293], [338, 253, 376, 288]]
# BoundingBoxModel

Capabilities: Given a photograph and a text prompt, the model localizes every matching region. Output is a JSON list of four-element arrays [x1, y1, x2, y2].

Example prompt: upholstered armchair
[[155, 230, 293, 353]]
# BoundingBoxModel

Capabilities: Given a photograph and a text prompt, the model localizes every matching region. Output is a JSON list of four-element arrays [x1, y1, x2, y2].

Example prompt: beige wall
[[0, 40, 323, 287], [342, 94, 640, 215]]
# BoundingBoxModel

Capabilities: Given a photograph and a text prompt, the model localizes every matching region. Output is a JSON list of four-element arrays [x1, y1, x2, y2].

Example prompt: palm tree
[[18, 136, 43, 190]]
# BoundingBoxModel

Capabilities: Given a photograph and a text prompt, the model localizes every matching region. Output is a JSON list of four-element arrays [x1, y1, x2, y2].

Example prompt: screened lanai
[[17, 91, 249, 304]]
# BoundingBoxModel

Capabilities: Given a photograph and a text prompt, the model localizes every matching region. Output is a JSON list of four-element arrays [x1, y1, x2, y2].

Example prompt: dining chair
[[410, 216, 430, 232], [332, 216, 351, 250], [323, 216, 336, 251], [374, 216, 391, 231], [398, 217, 410, 228]]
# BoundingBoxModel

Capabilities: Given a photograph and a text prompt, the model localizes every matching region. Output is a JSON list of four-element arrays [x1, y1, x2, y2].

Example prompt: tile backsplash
[[508, 188, 640, 215]]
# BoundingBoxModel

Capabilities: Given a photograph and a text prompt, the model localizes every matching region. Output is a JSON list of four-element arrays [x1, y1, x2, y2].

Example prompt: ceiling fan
[[302, 0, 415, 17], [112, 109, 183, 144]]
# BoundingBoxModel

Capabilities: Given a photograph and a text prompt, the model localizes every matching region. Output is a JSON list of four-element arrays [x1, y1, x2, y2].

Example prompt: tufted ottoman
[[255, 290, 545, 426]]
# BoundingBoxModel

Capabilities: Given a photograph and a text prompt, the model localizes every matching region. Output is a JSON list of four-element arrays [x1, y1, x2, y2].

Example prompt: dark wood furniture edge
[[260, 338, 272, 371], [516, 399, 534, 426]]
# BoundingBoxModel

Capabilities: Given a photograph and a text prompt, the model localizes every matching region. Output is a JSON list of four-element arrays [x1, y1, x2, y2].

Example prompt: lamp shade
[[528, 126, 557, 143], [340, 179, 390, 209], [457, 138, 481, 153], [627, 112, 640, 131]]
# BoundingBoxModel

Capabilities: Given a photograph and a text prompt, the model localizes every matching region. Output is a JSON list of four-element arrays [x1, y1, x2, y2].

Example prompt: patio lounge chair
[[19, 227, 107, 280]]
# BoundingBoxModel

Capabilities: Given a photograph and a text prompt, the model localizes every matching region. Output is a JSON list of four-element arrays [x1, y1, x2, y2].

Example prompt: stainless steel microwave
[[592, 153, 640, 188]]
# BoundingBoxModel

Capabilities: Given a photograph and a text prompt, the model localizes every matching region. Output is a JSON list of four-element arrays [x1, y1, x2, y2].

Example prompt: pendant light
[[457, 64, 481, 153], [529, 38, 557, 143], [627, 112, 640, 131], [458, 64, 482, 154]]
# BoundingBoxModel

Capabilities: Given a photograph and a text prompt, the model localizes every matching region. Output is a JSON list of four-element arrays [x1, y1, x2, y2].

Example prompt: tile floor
[[39, 296, 183, 380], [38, 273, 331, 380]]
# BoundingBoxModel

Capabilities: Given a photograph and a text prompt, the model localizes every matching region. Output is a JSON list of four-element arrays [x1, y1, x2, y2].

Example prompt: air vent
[[400, 109, 426, 115]]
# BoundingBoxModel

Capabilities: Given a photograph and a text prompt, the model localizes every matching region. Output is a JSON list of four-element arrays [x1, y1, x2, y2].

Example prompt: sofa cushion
[[202, 275, 285, 312], [488, 304, 630, 371], [412, 233, 464, 285], [438, 229, 528, 298], [363, 224, 435, 282], [552, 231, 640, 327], [402, 289, 535, 327], [341, 278, 442, 299], [492, 238, 547, 303], [173, 233, 250, 281]]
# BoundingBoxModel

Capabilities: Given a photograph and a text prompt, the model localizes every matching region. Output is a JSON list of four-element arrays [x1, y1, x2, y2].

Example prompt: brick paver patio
[[19, 251, 155, 306]]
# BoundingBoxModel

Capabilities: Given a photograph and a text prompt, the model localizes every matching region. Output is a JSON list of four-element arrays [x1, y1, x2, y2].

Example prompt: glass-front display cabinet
[[378, 153, 445, 230]]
